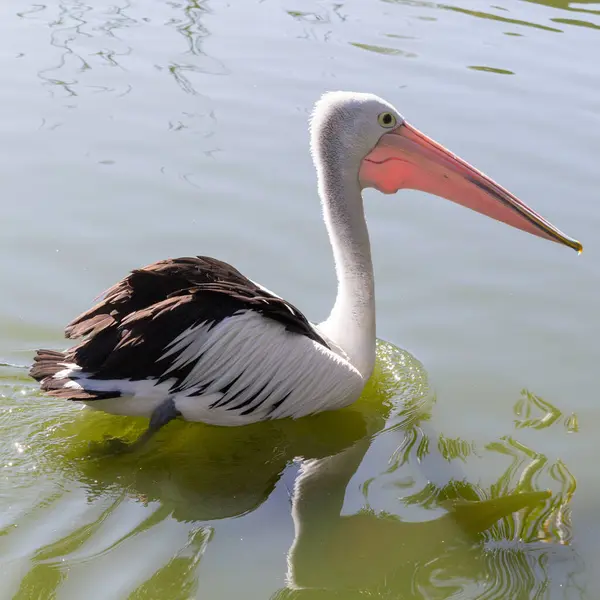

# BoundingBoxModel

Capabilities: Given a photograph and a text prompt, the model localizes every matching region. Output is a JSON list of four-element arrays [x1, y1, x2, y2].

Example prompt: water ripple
[[469, 65, 515, 75], [350, 41, 418, 57], [442, 5, 564, 32]]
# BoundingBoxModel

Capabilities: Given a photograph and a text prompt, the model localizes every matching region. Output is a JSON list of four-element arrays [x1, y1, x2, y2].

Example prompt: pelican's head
[[310, 91, 582, 253]]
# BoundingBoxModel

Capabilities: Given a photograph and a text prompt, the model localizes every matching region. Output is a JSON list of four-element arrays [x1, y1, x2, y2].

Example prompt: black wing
[[31, 256, 329, 393]]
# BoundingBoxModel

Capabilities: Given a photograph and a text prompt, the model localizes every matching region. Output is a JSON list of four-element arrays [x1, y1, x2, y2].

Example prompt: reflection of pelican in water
[[282, 442, 552, 598], [35, 343, 580, 599]]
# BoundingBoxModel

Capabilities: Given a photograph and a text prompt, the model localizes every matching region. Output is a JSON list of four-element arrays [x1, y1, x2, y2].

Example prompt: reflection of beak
[[444, 489, 552, 537], [359, 122, 582, 253]]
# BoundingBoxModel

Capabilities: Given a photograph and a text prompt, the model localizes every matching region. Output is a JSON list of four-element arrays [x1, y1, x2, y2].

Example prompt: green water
[[0, 0, 598, 597]]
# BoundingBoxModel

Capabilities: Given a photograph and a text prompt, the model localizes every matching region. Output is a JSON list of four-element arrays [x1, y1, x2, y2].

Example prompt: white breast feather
[[162, 310, 365, 425]]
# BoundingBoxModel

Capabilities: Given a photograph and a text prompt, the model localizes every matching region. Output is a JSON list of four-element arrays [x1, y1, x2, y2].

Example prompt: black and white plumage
[[31, 257, 363, 426], [30, 91, 579, 438]]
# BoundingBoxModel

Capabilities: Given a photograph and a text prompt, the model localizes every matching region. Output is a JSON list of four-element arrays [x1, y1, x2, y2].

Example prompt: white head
[[310, 92, 404, 178], [309, 91, 581, 252]]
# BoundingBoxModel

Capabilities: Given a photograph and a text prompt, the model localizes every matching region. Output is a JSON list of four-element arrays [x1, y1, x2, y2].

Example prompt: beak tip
[[560, 236, 583, 254]]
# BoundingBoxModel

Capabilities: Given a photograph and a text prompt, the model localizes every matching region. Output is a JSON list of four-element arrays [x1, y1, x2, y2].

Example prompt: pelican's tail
[[30, 349, 118, 401]]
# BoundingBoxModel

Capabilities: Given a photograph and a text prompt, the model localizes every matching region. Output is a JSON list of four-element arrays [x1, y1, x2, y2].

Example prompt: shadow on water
[[0, 341, 586, 598]]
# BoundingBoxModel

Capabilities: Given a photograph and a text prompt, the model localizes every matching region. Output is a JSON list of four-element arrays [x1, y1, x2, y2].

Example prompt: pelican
[[30, 91, 581, 444]]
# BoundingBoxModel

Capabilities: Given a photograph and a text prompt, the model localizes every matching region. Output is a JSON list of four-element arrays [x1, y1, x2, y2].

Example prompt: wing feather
[[31, 256, 363, 423], [170, 311, 363, 424]]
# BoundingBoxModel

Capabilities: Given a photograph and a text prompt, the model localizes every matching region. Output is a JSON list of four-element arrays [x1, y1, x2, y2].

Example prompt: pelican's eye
[[377, 112, 397, 128]]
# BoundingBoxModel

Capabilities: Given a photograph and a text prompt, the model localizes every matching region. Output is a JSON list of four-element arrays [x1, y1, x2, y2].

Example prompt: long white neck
[[316, 166, 376, 380]]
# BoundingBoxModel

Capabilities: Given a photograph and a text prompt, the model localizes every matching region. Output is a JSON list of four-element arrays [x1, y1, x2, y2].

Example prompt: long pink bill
[[359, 122, 582, 253]]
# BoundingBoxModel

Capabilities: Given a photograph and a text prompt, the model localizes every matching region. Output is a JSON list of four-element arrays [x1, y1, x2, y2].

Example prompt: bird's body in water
[[30, 91, 581, 446]]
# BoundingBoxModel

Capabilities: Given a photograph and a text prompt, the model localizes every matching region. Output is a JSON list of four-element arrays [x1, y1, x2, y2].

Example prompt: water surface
[[0, 0, 598, 597]]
